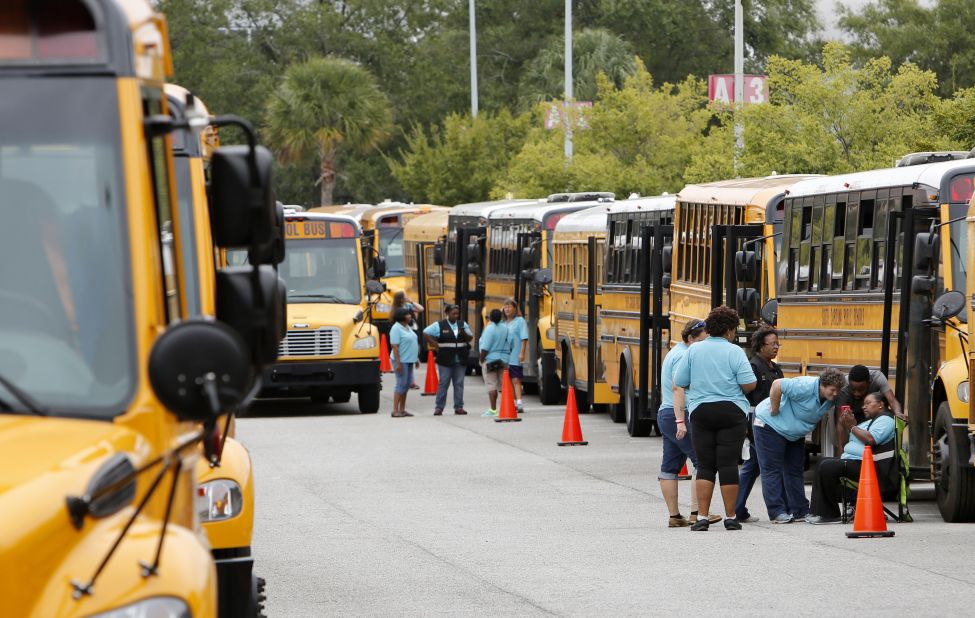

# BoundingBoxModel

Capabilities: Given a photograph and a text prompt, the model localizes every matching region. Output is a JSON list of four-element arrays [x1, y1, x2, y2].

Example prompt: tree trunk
[[319, 145, 338, 206]]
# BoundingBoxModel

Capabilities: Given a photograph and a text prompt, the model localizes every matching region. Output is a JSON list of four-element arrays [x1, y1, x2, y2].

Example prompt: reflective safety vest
[[434, 319, 470, 366]]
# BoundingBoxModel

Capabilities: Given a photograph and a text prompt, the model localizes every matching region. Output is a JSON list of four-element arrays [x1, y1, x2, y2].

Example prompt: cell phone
[[840, 405, 852, 414]]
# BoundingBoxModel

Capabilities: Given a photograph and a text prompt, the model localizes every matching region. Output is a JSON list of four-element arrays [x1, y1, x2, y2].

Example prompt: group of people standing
[[386, 294, 529, 418], [658, 305, 900, 530]]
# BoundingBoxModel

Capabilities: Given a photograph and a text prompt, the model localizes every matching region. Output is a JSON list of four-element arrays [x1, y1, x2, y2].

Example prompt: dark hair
[[489, 308, 503, 323], [819, 368, 846, 390], [444, 303, 459, 314], [750, 326, 778, 355], [864, 392, 888, 408], [392, 290, 406, 311], [681, 319, 706, 343], [705, 305, 740, 337], [392, 307, 411, 323], [849, 365, 870, 383]]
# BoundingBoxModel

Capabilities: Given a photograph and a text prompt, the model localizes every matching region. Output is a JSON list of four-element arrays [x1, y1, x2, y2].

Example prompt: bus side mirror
[[534, 269, 553, 285], [372, 255, 387, 279], [208, 145, 281, 265], [365, 280, 385, 296], [433, 243, 444, 266], [662, 245, 672, 274], [735, 250, 757, 284], [914, 232, 938, 272], [520, 246, 536, 270], [930, 290, 965, 323], [736, 287, 760, 322], [149, 320, 253, 421], [760, 298, 778, 326], [216, 266, 286, 365]]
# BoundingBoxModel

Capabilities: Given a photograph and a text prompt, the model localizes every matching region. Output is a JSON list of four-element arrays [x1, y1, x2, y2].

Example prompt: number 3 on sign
[[749, 77, 767, 104]]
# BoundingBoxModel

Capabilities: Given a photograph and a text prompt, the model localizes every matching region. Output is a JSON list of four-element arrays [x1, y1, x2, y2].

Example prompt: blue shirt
[[659, 342, 689, 410], [673, 337, 755, 416], [504, 316, 529, 366], [842, 414, 896, 460], [423, 319, 473, 364], [479, 321, 509, 363], [389, 322, 419, 365], [755, 376, 834, 442]]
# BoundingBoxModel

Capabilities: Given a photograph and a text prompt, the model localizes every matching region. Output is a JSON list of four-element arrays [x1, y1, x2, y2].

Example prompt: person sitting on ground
[[735, 325, 785, 524], [673, 305, 757, 532], [834, 365, 903, 448], [806, 392, 896, 524], [657, 319, 709, 527], [753, 369, 846, 524], [389, 307, 419, 417], [478, 308, 509, 417]]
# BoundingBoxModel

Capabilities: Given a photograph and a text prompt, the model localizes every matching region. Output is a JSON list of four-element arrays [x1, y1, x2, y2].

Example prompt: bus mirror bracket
[[911, 275, 936, 295], [760, 298, 778, 326]]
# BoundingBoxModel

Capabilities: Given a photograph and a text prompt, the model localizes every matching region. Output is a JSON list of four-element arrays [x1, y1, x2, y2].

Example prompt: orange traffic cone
[[678, 462, 692, 480], [495, 369, 522, 423], [421, 350, 439, 396], [379, 334, 392, 373], [557, 387, 588, 446], [846, 445, 894, 538]]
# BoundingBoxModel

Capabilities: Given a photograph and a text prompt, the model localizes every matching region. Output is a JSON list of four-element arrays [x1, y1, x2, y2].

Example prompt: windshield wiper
[[0, 372, 46, 416], [289, 293, 350, 303]]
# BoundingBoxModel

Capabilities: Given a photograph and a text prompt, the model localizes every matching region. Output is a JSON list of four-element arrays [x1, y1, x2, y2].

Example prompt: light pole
[[564, 0, 573, 160], [469, 0, 478, 118], [734, 0, 743, 175]]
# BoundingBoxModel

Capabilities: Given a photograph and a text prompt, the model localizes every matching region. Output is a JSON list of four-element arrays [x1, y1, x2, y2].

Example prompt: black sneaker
[[724, 518, 742, 530], [690, 519, 710, 531]]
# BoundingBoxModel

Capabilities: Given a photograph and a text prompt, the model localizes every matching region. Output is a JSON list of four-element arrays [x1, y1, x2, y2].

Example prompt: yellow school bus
[[0, 2, 284, 616], [165, 84, 266, 617], [443, 198, 537, 370], [774, 156, 975, 521], [252, 212, 383, 413], [404, 209, 450, 337], [552, 204, 613, 410]]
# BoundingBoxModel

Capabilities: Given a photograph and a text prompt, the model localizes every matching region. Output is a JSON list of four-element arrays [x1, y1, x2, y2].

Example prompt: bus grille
[[279, 328, 341, 357]]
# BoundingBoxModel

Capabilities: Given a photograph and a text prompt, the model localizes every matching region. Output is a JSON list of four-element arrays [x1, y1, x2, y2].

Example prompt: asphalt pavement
[[237, 366, 975, 617]]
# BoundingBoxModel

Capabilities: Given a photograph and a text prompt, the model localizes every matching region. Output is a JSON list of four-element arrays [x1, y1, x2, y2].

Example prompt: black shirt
[[748, 355, 784, 407]]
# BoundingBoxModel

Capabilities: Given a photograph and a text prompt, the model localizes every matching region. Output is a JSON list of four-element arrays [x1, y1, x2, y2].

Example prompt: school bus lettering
[[285, 220, 329, 239], [821, 306, 865, 327]]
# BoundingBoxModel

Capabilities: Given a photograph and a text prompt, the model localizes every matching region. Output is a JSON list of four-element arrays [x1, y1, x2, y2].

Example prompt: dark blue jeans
[[435, 363, 466, 411], [753, 422, 808, 519], [656, 407, 699, 480], [735, 440, 761, 519]]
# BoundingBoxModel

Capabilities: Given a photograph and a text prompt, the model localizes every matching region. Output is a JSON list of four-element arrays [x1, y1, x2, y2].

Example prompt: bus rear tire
[[538, 350, 561, 405], [622, 369, 651, 437], [358, 385, 381, 414], [934, 402, 975, 522]]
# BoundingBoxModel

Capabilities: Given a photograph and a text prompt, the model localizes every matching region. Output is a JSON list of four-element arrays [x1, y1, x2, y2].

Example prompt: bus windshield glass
[[378, 226, 405, 275], [281, 238, 363, 304], [0, 78, 133, 417], [948, 203, 968, 323]]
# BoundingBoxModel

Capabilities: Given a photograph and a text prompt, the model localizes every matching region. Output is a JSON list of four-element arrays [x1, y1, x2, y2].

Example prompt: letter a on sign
[[710, 76, 731, 105]]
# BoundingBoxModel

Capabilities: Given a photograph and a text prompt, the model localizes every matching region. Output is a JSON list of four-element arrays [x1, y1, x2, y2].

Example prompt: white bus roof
[[449, 199, 538, 218], [553, 204, 611, 234], [488, 200, 599, 222], [603, 194, 677, 215], [784, 158, 975, 198]]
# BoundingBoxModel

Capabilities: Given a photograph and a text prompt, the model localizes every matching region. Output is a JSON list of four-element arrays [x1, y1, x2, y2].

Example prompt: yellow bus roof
[[404, 210, 450, 242], [357, 204, 445, 225], [677, 174, 821, 210]]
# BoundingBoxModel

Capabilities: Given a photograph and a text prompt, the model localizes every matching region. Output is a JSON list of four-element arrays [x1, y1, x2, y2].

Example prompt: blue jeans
[[753, 422, 809, 518], [435, 363, 466, 411], [393, 363, 414, 395], [656, 407, 698, 480], [735, 441, 760, 519]]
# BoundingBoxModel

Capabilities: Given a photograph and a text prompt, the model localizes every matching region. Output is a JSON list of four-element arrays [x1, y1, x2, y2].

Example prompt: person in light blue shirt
[[807, 392, 896, 523], [752, 369, 846, 522], [502, 299, 529, 413], [672, 306, 757, 531], [389, 308, 420, 417], [656, 319, 708, 527], [478, 309, 509, 416]]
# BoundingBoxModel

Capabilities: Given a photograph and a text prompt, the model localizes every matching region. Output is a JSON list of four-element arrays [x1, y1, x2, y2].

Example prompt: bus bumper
[[260, 359, 381, 394]]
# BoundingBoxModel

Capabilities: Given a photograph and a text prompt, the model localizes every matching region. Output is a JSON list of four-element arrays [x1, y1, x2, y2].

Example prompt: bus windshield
[[0, 78, 133, 417], [378, 227, 405, 275], [948, 203, 968, 323], [281, 238, 363, 304]]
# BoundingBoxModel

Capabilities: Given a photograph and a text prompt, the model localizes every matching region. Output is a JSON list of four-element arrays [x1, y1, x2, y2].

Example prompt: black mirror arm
[[209, 115, 260, 188], [741, 231, 782, 248], [139, 456, 184, 578]]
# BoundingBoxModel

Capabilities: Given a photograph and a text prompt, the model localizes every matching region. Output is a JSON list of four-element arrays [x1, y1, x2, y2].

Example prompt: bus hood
[[287, 302, 373, 327]]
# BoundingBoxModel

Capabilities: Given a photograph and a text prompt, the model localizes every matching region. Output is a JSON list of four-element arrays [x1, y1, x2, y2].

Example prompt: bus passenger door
[[416, 242, 444, 350], [456, 226, 486, 367], [517, 231, 544, 382], [713, 224, 765, 343], [636, 223, 673, 436]]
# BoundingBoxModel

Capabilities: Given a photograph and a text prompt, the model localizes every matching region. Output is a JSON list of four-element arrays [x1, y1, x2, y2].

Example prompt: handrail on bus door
[[880, 211, 904, 379]]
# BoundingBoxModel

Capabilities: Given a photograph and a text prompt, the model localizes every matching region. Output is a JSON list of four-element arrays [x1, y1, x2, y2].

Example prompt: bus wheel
[[358, 385, 381, 414], [622, 369, 651, 437], [538, 349, 562, 405], [250, 575, 267, 618], [933, 403, 975, 522]]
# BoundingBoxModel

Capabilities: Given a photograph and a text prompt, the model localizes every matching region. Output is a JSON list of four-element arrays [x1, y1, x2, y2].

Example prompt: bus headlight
[[353, 336, 377, 350], [89, 597, 190, 618], [196, 479, 242, 522], [375, 303, 391, 314], [958, 381, 969, 404]]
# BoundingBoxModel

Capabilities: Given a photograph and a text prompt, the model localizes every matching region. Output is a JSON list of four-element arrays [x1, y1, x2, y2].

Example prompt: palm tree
[[265, 56, 393, 206]]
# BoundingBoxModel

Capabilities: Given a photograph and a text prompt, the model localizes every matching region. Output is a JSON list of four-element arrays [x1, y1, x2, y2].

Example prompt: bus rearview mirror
[[208, 145, 281, 265], [913, 232, 938, 272], [736, 287, 760, 322], [760, 298, 778, 326], [433, 244, 444, 266], [931, 290, 965, 323], [216, 266, 286, 365], [735, 250, 757, 284]]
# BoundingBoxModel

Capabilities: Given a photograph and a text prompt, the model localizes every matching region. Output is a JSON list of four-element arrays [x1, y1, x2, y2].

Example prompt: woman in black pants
[[674, 306, 757, 531]]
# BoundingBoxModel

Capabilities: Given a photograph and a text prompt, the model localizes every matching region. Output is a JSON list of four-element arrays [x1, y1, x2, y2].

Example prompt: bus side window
[[844, 201, 859, 290], [810, 202, 824, 291], [855, 198, 875, 289], [831, 202, 846, 290], [872, 198, 890, 288]]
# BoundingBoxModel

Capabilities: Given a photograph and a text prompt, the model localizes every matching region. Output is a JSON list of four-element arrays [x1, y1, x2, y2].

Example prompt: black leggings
[[690, 402, 747, 485]]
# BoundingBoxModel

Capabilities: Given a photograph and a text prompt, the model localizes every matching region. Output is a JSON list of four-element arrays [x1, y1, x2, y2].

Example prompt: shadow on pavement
[[240, 398, 363, 419]]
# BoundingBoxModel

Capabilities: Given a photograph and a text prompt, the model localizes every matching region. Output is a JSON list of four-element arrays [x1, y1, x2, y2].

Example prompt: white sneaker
[[771, 513, 794, 524]]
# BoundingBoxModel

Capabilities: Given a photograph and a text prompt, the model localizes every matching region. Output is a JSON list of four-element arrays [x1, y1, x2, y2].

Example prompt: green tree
[[265, 56, 393, 206], [391, 109, 531, 205], [686, 43, 959, 183], [517, 28, 637, 109]]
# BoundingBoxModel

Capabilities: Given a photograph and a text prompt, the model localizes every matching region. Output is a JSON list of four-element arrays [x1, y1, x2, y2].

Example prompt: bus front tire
[[622, 368, 651, 437], [358, 385, 381, 414], [934, 402, 975, 522]]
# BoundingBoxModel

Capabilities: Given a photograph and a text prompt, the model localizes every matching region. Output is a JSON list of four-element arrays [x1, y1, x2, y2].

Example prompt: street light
[[564, 0, 572, 160], [469, 0, 478, 117], [734, 0, 743, 174]]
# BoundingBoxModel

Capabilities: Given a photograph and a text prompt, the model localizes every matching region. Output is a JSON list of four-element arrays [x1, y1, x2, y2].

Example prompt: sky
[[817, 0, 936, 38]]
